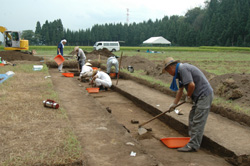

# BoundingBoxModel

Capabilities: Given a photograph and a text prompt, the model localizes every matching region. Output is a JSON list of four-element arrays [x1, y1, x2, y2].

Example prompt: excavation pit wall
[[47, 61, 250, 166], [110, 80, 250, 166], [46, 60, 250, 128]]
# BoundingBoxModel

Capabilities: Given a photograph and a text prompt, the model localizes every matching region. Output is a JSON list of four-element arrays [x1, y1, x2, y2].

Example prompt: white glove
[[185, 96, 193, 103], [169, 103, 177, 112]]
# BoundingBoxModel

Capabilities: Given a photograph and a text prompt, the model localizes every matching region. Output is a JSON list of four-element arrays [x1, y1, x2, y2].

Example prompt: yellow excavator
[[0, 26, 29, 51]]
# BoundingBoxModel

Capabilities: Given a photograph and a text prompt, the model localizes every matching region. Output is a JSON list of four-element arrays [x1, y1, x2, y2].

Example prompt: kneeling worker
[[107, 55, 119, 78], [91, 70, 112, 91], [79, 62, 93, 82]]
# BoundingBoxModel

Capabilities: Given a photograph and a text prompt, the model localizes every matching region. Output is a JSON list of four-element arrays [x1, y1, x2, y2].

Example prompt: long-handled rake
[[138, 101, 186, 135]]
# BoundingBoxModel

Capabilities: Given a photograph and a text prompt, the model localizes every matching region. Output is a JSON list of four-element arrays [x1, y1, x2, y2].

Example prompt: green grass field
[[1, 45, 250, 75]]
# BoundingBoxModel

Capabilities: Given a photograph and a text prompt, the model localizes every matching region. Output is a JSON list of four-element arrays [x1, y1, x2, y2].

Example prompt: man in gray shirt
[[162, 57, 213, 152], [74, 46, 86, 72]]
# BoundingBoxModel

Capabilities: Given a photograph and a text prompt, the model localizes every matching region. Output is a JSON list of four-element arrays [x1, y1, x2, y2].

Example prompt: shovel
[[138, 101, 186, 135]]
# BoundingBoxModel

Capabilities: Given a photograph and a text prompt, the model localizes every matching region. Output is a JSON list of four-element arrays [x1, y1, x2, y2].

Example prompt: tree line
[[22, 0, 250, 47]]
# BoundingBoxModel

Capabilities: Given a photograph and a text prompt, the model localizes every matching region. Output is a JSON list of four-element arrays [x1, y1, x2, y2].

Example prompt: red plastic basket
[[86, 87, 99, 93], [62, 73, 74, 77], [160, 137, 190, 148], [109, 73, 116, 78], [92, 67, 98, 70], [54, 55, 65, 65]]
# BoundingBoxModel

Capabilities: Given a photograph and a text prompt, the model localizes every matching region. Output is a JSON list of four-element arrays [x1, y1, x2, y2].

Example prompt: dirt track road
[[49, 68, 230, 166]]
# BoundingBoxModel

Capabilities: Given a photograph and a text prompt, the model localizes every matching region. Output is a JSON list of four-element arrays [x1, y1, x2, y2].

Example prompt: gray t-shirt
[[78, 48, 86, 61], [178, 63, 213, 102]]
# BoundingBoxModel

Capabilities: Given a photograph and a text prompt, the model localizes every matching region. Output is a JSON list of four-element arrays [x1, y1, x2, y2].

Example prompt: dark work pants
[[79, 60, 85, 72], [187, 93, 213, 150]]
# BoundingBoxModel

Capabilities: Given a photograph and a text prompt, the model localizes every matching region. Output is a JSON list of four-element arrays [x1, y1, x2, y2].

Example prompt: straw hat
[[85, 62, 92, 66], [74, 46, 79, 52], [162, 57, 179, 73]]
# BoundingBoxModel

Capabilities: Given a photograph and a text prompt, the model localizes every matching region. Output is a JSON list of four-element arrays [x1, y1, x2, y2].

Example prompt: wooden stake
[[98, 54, 101, 63], [116, 52, 123, 85]]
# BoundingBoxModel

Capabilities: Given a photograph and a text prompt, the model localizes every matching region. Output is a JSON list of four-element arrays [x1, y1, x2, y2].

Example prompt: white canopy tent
[[143, 36, 171, 45]]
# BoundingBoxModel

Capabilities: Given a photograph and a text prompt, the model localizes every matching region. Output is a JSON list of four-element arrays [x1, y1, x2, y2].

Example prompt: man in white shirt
[[107, 55, 119, 78], [79, 62, 93, 82], [91, 70, 112, 91]]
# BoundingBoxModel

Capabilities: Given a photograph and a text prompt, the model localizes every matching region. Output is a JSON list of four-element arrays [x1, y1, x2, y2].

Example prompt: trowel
[[138, 101, 186, 135]]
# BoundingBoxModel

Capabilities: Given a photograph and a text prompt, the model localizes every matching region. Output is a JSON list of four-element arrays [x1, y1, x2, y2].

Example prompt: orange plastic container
[[92, 67, 98, 70], [0, 63, 4, 66], [160, 137, 190, 148], [109, 73, 116, 78], [62, 73, 74, 77], [54, 55, 65, 65], [86, 87, 99, 93]]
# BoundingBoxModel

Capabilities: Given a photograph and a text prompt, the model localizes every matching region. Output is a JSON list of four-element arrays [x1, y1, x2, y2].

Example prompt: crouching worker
[[107, 55, 119, 78], [91, 70, 112, 91], [162, 57, 213, 152], [79, 62, 93, 82]]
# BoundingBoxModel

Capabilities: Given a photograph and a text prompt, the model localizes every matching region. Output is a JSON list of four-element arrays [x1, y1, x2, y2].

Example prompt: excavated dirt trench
[[48, 67, 231, 166], [46, 60, 250, 128], [84, 85, 231, 166]]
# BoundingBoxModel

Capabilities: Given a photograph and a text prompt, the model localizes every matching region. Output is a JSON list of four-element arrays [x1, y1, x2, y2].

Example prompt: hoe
[[138, 101, 186, 135]]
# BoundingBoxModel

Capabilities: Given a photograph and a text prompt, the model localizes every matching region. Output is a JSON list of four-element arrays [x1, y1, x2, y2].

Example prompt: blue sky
[[0, 0, 206, 41]]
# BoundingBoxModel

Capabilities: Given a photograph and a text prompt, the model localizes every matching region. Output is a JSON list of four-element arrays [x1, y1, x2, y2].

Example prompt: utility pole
[[126, 8, 129, 24]]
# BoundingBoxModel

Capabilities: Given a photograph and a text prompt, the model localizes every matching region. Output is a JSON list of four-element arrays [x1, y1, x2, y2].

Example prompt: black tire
[[111, 49, 116, 52]]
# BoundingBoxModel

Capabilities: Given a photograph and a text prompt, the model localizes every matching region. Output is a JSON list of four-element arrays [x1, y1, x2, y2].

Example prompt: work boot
[[80, 76, 86, 82], [99, 85, 105, 91], [177, 145, 196, 152]]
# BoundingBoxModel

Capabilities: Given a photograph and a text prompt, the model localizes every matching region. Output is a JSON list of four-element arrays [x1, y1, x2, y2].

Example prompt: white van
[[93, 41, 120, 52]]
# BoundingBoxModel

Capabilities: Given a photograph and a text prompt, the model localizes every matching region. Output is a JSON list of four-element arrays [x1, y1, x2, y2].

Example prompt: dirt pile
[[216, 78, 243, 100], [68, 48, 114, 61], [120, 55, 172, 82], [46, 48, 112, 68], [121, 55, 156, 71], [119, 56, 250, 108], [86, 48, 114, 58], [210, 73, 250, 107], [0, 51, 43, 61]]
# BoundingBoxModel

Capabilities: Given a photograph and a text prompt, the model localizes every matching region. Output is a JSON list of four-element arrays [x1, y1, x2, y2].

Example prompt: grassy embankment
[[0, 64, 83, 165]]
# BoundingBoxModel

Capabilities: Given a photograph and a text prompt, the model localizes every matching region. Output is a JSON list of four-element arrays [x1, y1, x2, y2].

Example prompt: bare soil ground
[[49, 68, 230, 166], [0, 51, 43, 61]]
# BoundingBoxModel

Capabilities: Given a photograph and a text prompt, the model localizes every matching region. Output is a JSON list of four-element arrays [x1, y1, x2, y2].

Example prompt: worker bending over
[[74, 46, 86, 72], [79, 62, 93, 82], [162, 57, 213, 152], [91, 70, 112, 91], [107, 55, 119, 78]]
